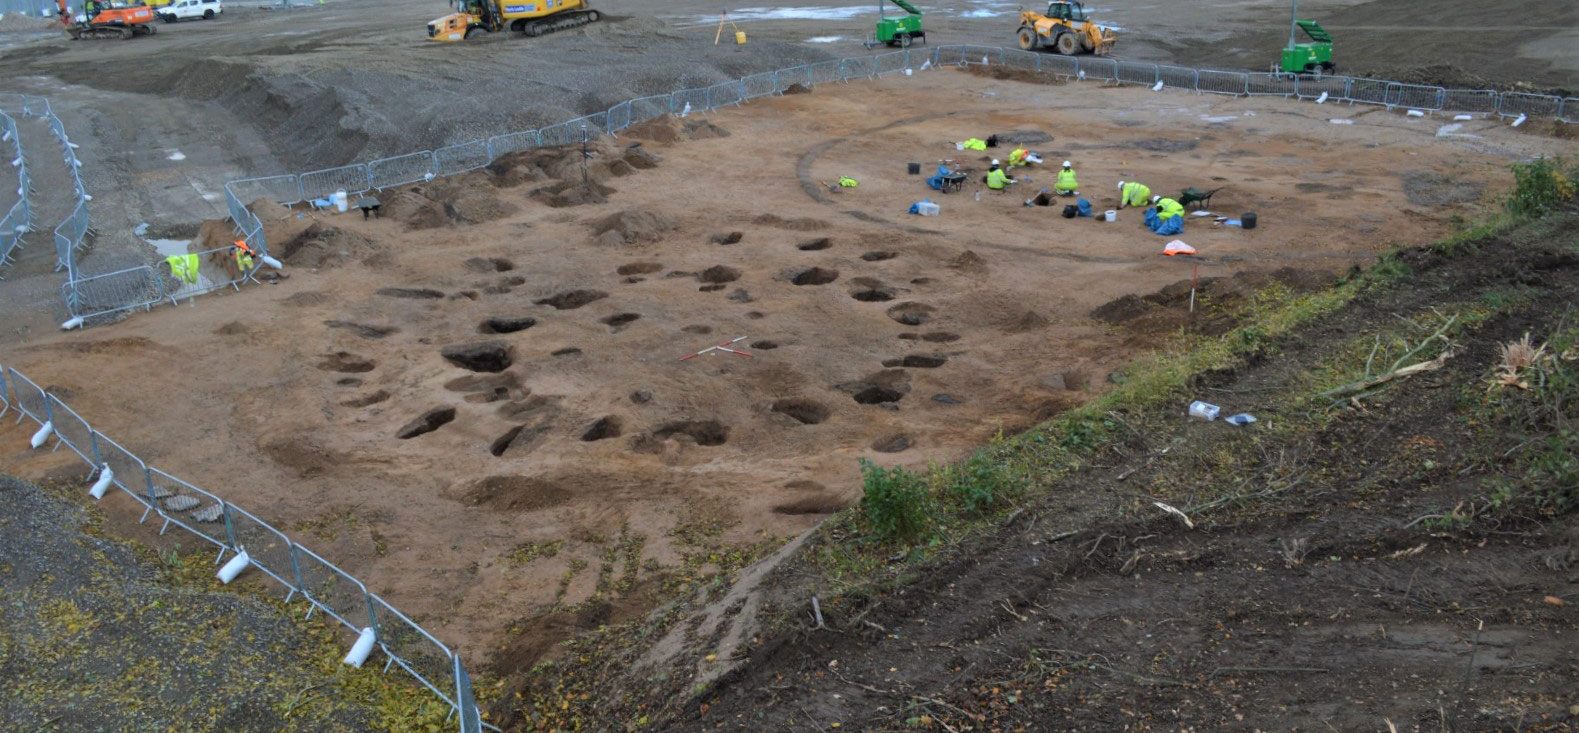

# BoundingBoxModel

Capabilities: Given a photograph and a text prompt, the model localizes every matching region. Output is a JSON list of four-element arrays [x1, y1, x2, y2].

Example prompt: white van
[[160, 0, 222, 22]]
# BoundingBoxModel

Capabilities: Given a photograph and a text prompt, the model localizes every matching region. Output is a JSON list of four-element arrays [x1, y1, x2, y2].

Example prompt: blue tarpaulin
[[1144, 207, 1183, 236]]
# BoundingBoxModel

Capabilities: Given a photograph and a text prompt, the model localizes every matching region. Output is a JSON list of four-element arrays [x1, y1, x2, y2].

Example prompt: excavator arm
[[886, 0, 921, 15]]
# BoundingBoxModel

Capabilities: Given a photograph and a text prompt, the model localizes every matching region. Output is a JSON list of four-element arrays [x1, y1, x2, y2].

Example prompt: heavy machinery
[[1015, 1, 1114, 56], [58, 0, 158, 40], [427, 0, 599, 41], [867, 0, 923, 49]]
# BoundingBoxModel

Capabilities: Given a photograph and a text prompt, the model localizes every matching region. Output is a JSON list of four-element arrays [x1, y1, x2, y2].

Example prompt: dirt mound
[[967, 65, 1065, 86], [446, 189, 519, 224], [382, 183, 519, 228], [274, 221, 377, 268], [0, 13, 59, 31], [592, 210, 674, 246], [384, 191, 448, 230], [531, 180, 615, 208], [948, 250, 988, 274], [782, 83, 812, 95], [620, 115, 731, 145]]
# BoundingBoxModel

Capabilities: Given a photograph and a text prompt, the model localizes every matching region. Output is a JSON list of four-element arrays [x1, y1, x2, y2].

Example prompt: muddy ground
[[0, 69, 1570, 688], [503, 209, 1579, 733]]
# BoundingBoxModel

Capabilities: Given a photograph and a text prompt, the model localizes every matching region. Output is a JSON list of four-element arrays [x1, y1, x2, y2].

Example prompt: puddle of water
[[959, 9, 1006, 18], [805, 35, 846, 43], [1200, 115, 1238, 123], [167, 150, 186, 161], [144, 237, 214, 297], [686, 6, 870, 24]]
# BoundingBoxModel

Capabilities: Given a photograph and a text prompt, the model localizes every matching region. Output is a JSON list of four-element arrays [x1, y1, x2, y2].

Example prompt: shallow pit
[[860, 251, 898, 261], [535, 289, 608, 310], [653, 420, 729, 446], [871, 433, 912, 453], [396, 407, 456, 439], [791, 267, 840, 286], [797, 238, 832, 251], [882, 355, 947, 368], [376, 287, 445, 299], [616, 262, 663, 276], [317, 352, 376, 373], [580, 416, 623, 441], [601, 313, 641, 331], [479, 316, 537, 334], [699, 265, 742, 284], [452, 475, 572, 512], [886, 302, 936, 326], [441, 341, 513, 373], [464, 257, 515, 272], [770, 398, 830, 425]]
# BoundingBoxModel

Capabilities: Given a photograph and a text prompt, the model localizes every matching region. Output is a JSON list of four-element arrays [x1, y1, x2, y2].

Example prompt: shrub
[[857, 459, 932, 543], [947, 456, 1018, 516], [1506, 156, 1575, 218]]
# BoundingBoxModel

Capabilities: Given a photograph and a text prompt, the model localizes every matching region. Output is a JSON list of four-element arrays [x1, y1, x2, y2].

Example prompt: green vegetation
[[856, 458, 933, 542], [1506, 155, 1575, 218], [1481, 324, 1579, 514], [506, 539, 564, 567]]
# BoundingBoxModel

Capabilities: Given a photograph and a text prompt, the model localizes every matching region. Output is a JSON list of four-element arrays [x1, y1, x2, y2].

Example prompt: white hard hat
[[1151, 194, 1161, 203], [991, 159, 1000, 166], [1062, 160, 1072, 167], [1117, 181, 1126, 190]]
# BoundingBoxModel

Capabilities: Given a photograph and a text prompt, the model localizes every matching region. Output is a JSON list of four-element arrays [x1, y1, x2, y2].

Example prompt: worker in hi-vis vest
[[1116, 180, 1152, 209], [231, 239, 256, 272], [1154, 196, 1185, 220], [986, 160, 1015, 191], [1055, 160, 1079, 195]]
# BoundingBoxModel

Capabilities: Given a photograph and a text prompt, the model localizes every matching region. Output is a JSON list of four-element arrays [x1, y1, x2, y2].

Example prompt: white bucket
[[333, 190, 349, 213], [1103, 209, 1116, 222]]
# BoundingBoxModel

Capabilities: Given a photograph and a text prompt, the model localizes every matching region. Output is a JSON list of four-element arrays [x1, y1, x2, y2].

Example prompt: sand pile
[[591, 210, 673, 246], [0, 13, 58, 32], [274, 222, 378, 269], [620, 114, 731, 145]]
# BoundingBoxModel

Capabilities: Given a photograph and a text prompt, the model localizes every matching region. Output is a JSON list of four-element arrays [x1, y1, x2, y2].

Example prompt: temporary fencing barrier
[[0, 108, 30, 278], [0, 360, 496, 732]]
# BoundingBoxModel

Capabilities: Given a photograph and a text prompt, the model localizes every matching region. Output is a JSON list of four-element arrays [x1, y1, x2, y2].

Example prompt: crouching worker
[[1055, 160, 1079, 195], [986, 160, 1016, 192], [1116, 180, 1151, 210], [1143, 195, 1185, 235]]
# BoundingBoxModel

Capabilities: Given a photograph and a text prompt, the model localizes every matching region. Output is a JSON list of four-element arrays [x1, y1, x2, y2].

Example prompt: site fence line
[[0, 360, 495, 733], [0, 108, 30, 280]]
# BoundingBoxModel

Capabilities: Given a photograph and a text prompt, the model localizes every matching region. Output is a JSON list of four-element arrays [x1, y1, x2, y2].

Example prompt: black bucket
[[1061, 204, 1078, 218], [907, 162, 921, 175], [1241, 212, 1257, 230]]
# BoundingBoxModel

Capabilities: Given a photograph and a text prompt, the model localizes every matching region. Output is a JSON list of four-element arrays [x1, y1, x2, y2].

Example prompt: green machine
[[870, 0, 924, 48], [1279, 1, 1333, 74]]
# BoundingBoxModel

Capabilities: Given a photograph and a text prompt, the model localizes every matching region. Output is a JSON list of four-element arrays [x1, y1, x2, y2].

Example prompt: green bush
[[947, 457, 1018, 516], [857, 459, 932, 543], [1506, 156, 1575, 218]]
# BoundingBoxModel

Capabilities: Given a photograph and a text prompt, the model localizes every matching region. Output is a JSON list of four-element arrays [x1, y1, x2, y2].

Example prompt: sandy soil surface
[[1, 69, 1569, 668]]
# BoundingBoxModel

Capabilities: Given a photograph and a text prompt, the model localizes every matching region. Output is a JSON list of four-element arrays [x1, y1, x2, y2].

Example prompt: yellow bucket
[[735, 30, 747, 44]]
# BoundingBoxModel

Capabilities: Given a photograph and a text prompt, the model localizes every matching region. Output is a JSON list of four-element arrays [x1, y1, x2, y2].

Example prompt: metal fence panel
[[294, 544, 373, 633], [369, 151, 435, 189], [226, 175, 302, 206], [707, 80, 744, 108], [1499, 92, 1561, 119], [1394, 83, 1443, 111], [1441, 89, 1499, 115], [299, 164, 371, 202], [92, 432, 152, 510], [1347, 78, 1390, 107], [65, 265, 165, 321], [433, 140, 491, 178], [741, 71, 776, 99], [932, 45, 966, 67], [1294, 75, 1347, 100], [0, 361, 9, 417], [536, 121, 578, 148], [1115, 60, 1157, 86], [1246, 72, 1296, 97], [6, 366, 48, 426], [223, 504, 298, 592], [1157, 65, 1197, 90], [45, 394, 94, 466], [807, 60, 843, 86], [146, 467, 230, 552], [1076, 56, 1118, 82], [1040, 54, 1077, 78], [839, 57, 876, 80], [489, 131, 539, 158], [1197, 69, 1247, 96], [1563, 98, 1577, 124], [1001, 49, 1038, 73], [371, 595, 457, 707], [628, 94, 672, 123], [605, 101, 632, 132], [53, 197, 89, 274]]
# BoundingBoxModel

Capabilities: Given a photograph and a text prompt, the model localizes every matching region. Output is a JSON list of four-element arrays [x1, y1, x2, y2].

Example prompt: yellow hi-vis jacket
[[165, 254, 200, 285], [1055, 167, 1078, 192], [1008, 148, 1029, 167], [986, 168, 1011, 190], [962, 138, 987, 151], [233, 249, 255, 271], [1156, 197, 1185, 220], [1121, 182, 1152, 208]]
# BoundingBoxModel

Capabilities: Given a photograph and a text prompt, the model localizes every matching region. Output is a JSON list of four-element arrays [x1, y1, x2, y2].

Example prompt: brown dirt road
[[0, 69, 1568, 674]]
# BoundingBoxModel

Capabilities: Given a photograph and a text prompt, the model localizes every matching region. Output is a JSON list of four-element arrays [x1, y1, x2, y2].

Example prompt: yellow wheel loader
[[1016, 1, 1115, 56], [428, 0, 599, 41]]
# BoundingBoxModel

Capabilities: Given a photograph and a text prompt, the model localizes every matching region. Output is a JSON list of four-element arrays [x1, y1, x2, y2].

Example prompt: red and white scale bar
[[679, 336, 752, 361]]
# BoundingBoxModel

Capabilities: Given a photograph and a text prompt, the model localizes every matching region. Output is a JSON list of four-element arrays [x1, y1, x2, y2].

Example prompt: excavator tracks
[[517, 9, 599, 37], [66, 23, 156, 40]]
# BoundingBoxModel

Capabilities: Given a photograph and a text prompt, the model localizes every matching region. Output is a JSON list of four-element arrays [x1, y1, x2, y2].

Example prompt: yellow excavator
[[428, 0, 599, 41], [1016, 1, 1115, 55]]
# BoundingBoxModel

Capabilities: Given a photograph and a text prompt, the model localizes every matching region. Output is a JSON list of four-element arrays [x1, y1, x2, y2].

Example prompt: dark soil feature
[[316, 351, 375, 373], [567, 212, 1579, 733], [699, 265, 742, 284], [881, 354, 947, 369], [580, 416, 623, 442], [1091, 267, 1334, 337], [796, 237, 831, 251], [395, 406, 456, 439], [750, 340, 779, 350], [769, 398, 830, 425], [652, 420, 729, 446], [860, 250, 898, 261], [535, 289, 608, 310], [440, 340, 513, 373], [770, 494, 848, 515], [601, 312, 641, 331], [886, 301, 936, 326], [375, 287, 444, 299], [339, 389, 391, 407], [551, 347, 582, 357], [851, 287, 896, 302], [1400, 170, 1485, 206], [324, 320, 398, 339], [490, 424, 550, 458], [711, 231, 744, 245], [839, 369, 911, 405], [449, 475, 572, 512], [789, 267, 839, 286], [616, 261, 663, 276], [478, 316, 537, 334], [464, 256, 515, 273], [870, 433, 911, 452]]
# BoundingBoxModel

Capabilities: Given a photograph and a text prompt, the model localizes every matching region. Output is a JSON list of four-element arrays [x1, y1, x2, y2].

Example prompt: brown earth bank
[[492, 209, 1579, 731]]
